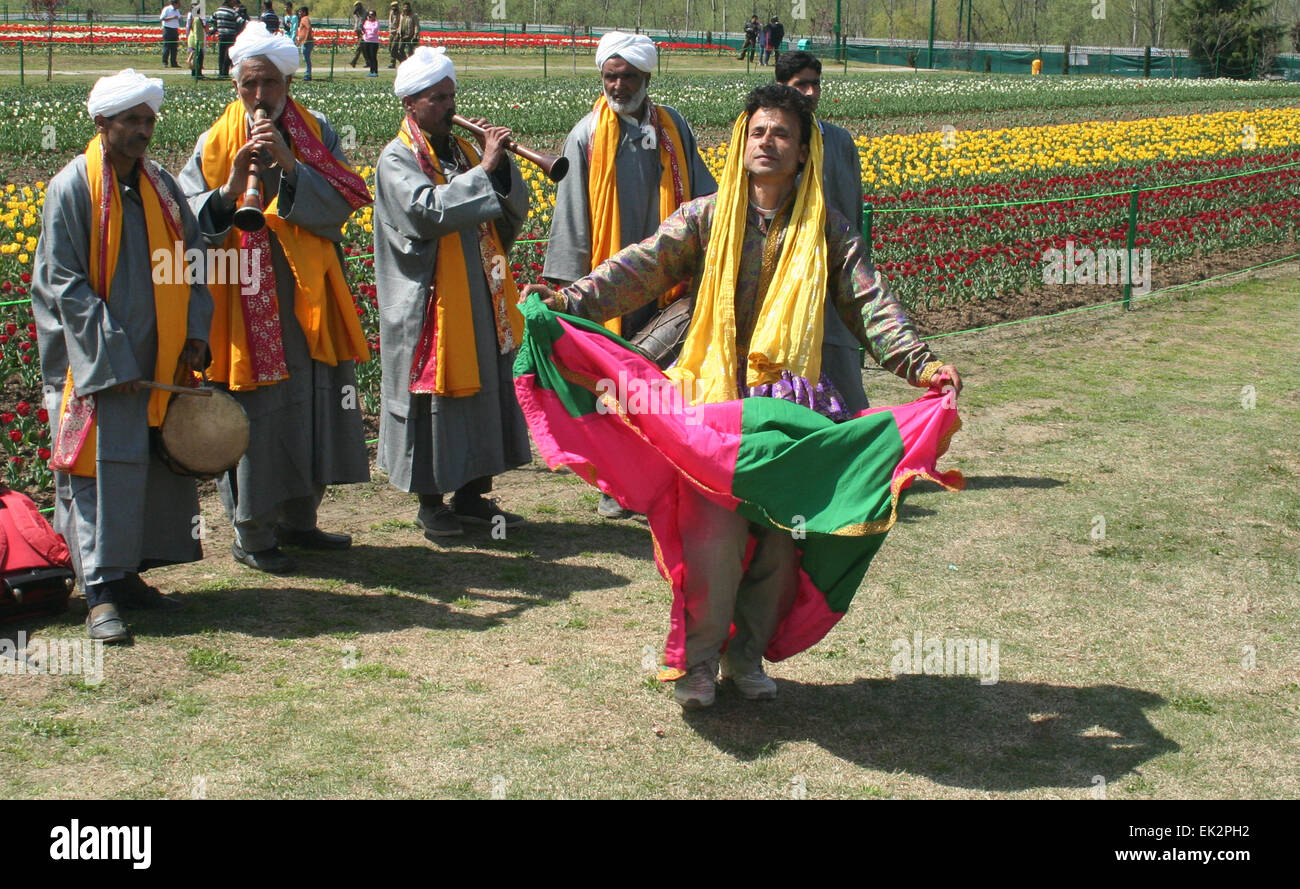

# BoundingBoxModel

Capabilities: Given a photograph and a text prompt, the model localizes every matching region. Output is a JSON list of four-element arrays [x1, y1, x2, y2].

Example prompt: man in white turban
[[33, 70, 214, 641], [178, 23, 375, 574], [372, 47, 531, 540], [229, 19, 299, 79], [543, 29, 715, 519]]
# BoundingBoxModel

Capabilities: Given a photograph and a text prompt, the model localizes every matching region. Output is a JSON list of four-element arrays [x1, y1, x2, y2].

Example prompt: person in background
[[260, 0, 281, 33], [283, 2, 298, 41], [185, 3, 208, 77], [399, 2, 420, 59], [360, 10, 381, 77], [758, 19, 770, 65], [387, 1, 402, 67], [738, 15, 758, 62], [350, 1, 367, 68], [766, 16, 785, 67], [160, 0, 182, 68], [210, 0, 244, 78], [775, 50, 868, 412], [295, 6, 313, 81], [541, 31, 717, 520]]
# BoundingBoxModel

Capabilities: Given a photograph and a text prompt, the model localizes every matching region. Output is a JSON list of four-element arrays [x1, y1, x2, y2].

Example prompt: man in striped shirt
[[210, 0, 245, 77]]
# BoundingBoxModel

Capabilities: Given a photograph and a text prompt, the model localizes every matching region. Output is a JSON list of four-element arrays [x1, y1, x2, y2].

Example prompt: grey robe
[[372, 137, 531, 496], [177, 109, 369, 527], [32, 156, 213, 584], [542, 102, 716, 334], [818, 119, 869, 412]]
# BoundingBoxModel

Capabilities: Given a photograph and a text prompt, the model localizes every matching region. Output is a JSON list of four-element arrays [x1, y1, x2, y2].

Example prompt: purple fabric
[[737, 359, 852, 423]]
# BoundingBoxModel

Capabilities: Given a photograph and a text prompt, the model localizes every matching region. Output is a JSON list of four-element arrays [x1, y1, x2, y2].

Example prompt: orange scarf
[[50, 136, 190, 477], [199, 98, 371, 391], [399, 117, 523, 397], [587, 95, 690, 335]]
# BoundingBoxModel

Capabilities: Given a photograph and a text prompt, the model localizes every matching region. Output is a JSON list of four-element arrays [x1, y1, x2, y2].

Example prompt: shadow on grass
[[681, 674, 1176, 791], [115, 531, 636, 638], [896, 476, 1065, 522], [959, 475, 1067, 491]]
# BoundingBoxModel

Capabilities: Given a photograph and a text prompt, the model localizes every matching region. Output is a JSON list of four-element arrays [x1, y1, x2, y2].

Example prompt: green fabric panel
[[732, 396, 905, 535], [513, 293, 596, 417], [513, 293, 650, 418], [800, 529, 889, 613]]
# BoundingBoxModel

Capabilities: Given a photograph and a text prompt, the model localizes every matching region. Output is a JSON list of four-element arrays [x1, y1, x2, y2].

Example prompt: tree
[[1172, 0, 1282, 79], [30, 0, 66, 83]]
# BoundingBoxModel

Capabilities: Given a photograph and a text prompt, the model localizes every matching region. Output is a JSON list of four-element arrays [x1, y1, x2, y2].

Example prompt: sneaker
[[452, 497, 525, 528], [596, 492, 631, 519], [721, 660, 777, 701], [673, 657, 719, 708], [416, 506, 464, 539]]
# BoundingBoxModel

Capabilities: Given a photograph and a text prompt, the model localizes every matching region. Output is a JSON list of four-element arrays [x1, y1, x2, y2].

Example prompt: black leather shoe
[[274, 525, 352, 550], [86, 603, 132, 644], [232, 542, 298, 574], [117, 573, 184, 610]]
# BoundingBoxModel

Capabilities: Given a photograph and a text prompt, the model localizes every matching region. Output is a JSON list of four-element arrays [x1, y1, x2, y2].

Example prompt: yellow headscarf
[[665, 111, 827, 405]]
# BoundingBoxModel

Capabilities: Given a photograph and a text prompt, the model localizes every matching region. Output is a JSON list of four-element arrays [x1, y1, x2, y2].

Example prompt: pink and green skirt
[[513, 294, 964, 678]]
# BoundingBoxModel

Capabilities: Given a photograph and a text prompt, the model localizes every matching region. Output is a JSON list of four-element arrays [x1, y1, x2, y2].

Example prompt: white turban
[[595, 31, 656, 74], [86, 69, 164, 120], [230, 21, 300, 76], [394, 46, 456, 99]]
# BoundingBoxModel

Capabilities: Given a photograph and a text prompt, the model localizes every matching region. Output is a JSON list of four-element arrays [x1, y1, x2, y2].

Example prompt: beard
[[605, 82, 647, 116], [247, 95, 287, 125]]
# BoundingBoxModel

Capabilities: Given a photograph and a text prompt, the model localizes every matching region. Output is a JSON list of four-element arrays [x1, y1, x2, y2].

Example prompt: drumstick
[[140, 381, 214, 397]]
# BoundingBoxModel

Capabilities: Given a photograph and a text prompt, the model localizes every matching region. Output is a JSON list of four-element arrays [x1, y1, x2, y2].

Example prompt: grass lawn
[[1, 267, 1297, 799]]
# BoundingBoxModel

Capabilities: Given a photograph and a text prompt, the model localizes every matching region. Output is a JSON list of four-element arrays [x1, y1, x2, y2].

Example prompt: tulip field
[[0, 22, 727, 54], [2, 73, 1299, 498]]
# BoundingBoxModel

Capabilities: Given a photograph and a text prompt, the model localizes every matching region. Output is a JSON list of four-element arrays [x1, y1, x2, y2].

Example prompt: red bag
[[0, 487, 74, 623]]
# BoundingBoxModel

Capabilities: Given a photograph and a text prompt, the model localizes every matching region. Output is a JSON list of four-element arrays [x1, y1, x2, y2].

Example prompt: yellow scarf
[[199, 98, 370, 391], [398, 121, 523, 397], [587, 95, 691, 335], [59, 137, 190, 477], [665, 113, 827, 405]]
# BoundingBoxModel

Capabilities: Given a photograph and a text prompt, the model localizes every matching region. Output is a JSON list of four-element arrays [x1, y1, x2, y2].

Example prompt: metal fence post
[[1123, 187, 1140, 310], [18, 40, 23, 86], [542, 44, 546, 78], [329, 27, 337, 81]]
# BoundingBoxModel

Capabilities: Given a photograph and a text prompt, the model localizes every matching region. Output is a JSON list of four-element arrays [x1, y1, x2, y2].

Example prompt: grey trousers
[[219, 482, 323, 552], [680, 496, 800, 670]]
